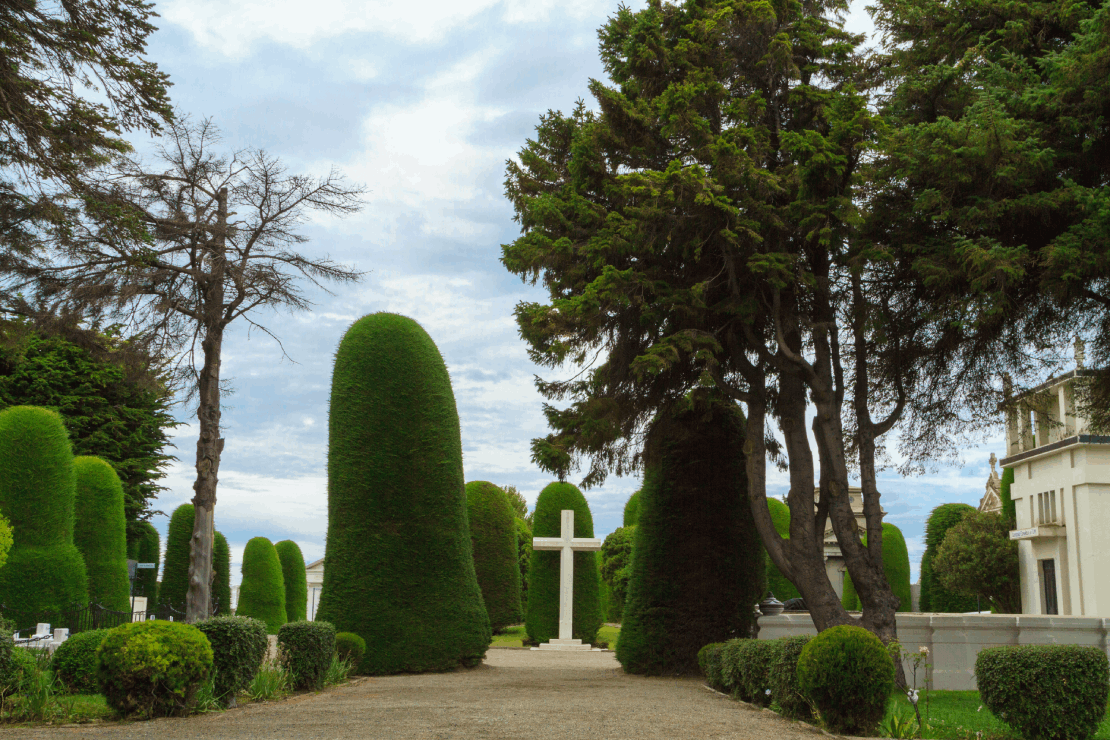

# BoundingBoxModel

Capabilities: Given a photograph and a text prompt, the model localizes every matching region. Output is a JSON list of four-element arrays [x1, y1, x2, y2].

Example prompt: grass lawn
[[489, 624, 621, 649], [1, 692, 114, 724]]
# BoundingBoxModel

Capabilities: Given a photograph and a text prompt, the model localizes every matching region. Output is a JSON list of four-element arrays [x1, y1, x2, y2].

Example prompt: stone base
[[531, 638, 603, 652]]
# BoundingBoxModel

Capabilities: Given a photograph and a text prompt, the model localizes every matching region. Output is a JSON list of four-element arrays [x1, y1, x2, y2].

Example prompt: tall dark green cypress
[[274, 540, 307, 622], [919, 504, 978, 613], [617, 392, 765, 675], [525, 481, 602, 645], [316, 312, 490, 674], [73, 456, 130, 611], [213, 531, 231, 616], [129, 521, 160, 603], [237, 537, 287, 633], [623, 490, 641, 527], [465, 481, 522, 632], [157, 503, 194, 614]]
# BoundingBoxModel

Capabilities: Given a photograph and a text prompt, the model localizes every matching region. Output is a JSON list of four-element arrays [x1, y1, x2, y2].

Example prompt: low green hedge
[[278, 620, 336, 690], [96, 621, 213, 718], [715, 638, 780, 705], [0, 646, 37, 694], [195, 616, 269, 706], [53, 629, 110, 693], [336, 632, 366, 669], [976, 645, 1110, 740], [698, 641, 727, 691], [718, 639, 748, 697], [770, 635, 812, 720], [797, 625, 893, 736]]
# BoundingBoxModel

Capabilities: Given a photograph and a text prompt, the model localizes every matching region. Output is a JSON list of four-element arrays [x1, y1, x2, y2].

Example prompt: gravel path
[[4, 648, 833, 739]]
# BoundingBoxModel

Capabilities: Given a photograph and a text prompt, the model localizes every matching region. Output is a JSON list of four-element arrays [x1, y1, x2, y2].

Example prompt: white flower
[[908, 689, 919, 705], [978, 705, 983, 712], [919, 646, 930, 655], [765, 689, 772, 696]]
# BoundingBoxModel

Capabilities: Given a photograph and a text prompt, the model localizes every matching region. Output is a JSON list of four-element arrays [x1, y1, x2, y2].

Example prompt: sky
[[132, 0, 1007, 594]]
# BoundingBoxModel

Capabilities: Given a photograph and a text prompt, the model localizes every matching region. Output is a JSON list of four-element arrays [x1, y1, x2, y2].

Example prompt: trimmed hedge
[[158, 503, 194, 614], [765, 497, 801, 601], [53, 628, 110, 693], [976, 645, 1110, 740], [515, 517, 532, 612], [718, 638, 747, 696], [699, 641, 727, 691], [1000, 466, 1016, 525], [129, 521, 160, 602], [623, 489, 641, 527], [770, 635, 813, 720], [336, 632, 366, 667], [737, 639, 780, 706], [275, 540, 308, 623], [236, 537, 287, 633], [196, 616, 268, 706], [278, 620, 336, 690], [465, 481, 523, 632], [315, 313, 490, 674], [797, 625, 894, 735], [617, 392, 765, 675], [841, 523, 913, 612], [919, 503, 978, 613], [73, 457, 131, 611], [213, 531, 232, 616], [97, 620, 213, 718], [525, 481, 602, 645], [600, 525, 635, 622]]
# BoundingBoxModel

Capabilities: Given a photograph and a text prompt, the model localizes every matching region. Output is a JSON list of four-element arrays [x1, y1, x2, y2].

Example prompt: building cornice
[[1000, 434, 1110, 467]]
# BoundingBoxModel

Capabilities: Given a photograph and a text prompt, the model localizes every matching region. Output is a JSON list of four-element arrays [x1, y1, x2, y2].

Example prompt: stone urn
[[759, 593, 785, 616]]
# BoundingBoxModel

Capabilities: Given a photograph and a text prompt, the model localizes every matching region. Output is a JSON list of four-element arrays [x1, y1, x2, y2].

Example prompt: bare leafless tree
[[7, 115, 368, 621]]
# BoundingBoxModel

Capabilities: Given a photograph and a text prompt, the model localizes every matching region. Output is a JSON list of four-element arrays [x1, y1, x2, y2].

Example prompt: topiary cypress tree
[[515, 517, 532, 612], [840, 523, 912, 612], [617, 391, 765, 675], [919, 503, 978, 613], [0, 405, 88, 613], [526, 481, 602, 645], [465, 481, 522, 632], [213, 531, 232, 616], [1000, 466, 1016, 527], [623, 490, 641, 527], [237, 537, 287, 634], [157, 503, 194, 615], [274, 540, 308, 623], [316, 312, 490, 674], [73, 456, 131, 611], [129, 521, 160, 603], [764, 497, 801, 601]]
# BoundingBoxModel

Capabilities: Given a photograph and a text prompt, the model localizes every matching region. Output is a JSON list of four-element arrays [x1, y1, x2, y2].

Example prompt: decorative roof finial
[[1076, 337, 1086, 370]]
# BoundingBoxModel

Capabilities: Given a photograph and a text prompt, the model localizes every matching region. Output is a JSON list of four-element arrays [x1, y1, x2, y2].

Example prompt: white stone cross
[[532, 509, 602, 647]]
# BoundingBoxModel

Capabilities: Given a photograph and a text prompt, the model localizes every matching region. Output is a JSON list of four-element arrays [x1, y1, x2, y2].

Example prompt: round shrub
[[73, 457, 131, 611], [525, 481, 602, 645], [797, 625, 894, 735], [623, 489, 641, 527], [157, 503, 194, 614], [465, 481, 522, 632], [919, 503, 977, 613], [0, 646, 36, 694], [765, 497, 801, 601], [617, 392, 765, 675], [976, 644, 1110, 740], [213, 531, 232, 616], [770, 635, 813, 720], [97, 620, 213, 718], [335, 632, 366, 667], [274, 540, 308, 622], [841, 523, 913, 612], [515, 517, 532, 612], [195, 616, 268, 706], [316, 312, 490, 674], [278, 620, 336, 690], [53, 628, 110, 693], [129, 521, 160, 602], [236, 537, 287, 633]]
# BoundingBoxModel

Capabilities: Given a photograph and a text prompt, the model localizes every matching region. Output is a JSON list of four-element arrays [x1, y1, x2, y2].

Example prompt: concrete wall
[[757, 612, 1110, 690]]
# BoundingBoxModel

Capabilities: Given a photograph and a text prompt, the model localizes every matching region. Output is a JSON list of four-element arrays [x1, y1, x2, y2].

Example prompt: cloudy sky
[[133, 0, 1006, 594]]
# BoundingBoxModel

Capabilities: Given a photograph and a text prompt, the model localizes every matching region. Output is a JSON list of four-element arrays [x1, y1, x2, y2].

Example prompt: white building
[[1002, 367, 1110, 616], [306, 557, 324, 620]]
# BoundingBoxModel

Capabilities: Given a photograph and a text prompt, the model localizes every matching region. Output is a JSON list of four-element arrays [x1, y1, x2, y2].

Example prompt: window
[[1040, 559, 1059, 615]]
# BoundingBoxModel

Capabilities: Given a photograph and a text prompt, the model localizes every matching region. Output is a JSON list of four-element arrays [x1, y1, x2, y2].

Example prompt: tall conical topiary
[[525, 481, 602, 645], [0, 406, 88, 614], [274, 540, 307, 622], [465, 481, 522, 632], [237, 537, 287, 633], [316, 312, 490, 674], [919, 503, 978, 613], [73, 456, 131, 611], [1000, 466, 1016, 526], [765, 497, 801, 601], [623, 490, 641, 527], [213, 531, 232, 616], [128, 521, 160, 603], [157, 503, 194, 615], [617, 391, 765, 675], [841, 523, 913, 612]]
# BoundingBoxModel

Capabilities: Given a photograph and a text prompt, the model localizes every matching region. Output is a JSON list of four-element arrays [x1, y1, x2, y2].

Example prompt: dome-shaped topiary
[[465, 481, 522, 632], [0, 406, 88, 613], [129, 522, 160, 603], [336, 631, 366, 667], [274, 540, 308, 623], [623, 490, 641, 527], [315, 313, 490, 674], [797, 625, 894, 735], [236, 537, 287, 634], [617, 392, 765, 675], [53, 628, 110, 693], [764, 497, 801, 601], [73, 456, 131, 611], [213, 531, 232, 616], [158, 503, 195, 615], [841, 523, 913, 612], [919, 503, 978, 613]]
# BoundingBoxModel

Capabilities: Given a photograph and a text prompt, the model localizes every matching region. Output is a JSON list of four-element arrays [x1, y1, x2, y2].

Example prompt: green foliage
[[53, 628, 109, 693], [618, 393, 764, 675], [919, 504, 978, 613], [274, 540, 307, 623], [96, 620, 213, 718], [158, 503, 194, 613], [718, 638, 747, 696], [73, 456, 130, 611], [623, 490, 640, 527], [797, 625, 894, 735], [525, 481, 602, 645], [236, 537, 287, 634], [719, 638, 781, 705], [129, 521, 159, 602], [934, 511, 1021, 614], [0, 546, 88, 620], [770, 635, 814, 720], [195, 616, 268, 706], [698, 641, 727, 691], [503, 485, 528, 521], [335, 632, 366, 667], [1000, 467, 1016, 527], [277, 620, 336, 691], [600, 525, 635, 622], [976, 645, 1110, 740], [316, 313, 490, 674], [515, 517, 532, 612], [0, 645, 36, 694], [764, 498, 801, 601], [0, 517, 11, 572], [841, 524, 912, 612], [213, 531, 231, 616], [465, 481, 523, 632]]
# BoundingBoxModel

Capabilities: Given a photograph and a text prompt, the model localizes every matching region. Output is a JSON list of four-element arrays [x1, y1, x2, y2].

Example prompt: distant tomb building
[[814, 487, 883, 601], [306, 557, 324, 620]]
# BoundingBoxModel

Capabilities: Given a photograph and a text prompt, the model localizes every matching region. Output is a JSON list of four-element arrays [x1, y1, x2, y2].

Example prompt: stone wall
[[757, 612, 1110, 690]]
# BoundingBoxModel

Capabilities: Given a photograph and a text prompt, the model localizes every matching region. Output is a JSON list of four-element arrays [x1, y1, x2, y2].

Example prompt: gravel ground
[[2, 648, 834, 740]]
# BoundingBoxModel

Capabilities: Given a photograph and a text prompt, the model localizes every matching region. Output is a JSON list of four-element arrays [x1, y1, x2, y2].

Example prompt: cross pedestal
[[531, 509, 603, 652]]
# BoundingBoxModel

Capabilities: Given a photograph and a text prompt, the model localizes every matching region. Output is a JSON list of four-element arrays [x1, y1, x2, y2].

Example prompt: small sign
[[136, 563, 157, 569], [1010, 528, 1038, 540]]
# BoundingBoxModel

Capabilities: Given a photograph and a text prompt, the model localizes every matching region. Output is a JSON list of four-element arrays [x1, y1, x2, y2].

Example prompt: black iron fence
[[1, 599, 218, 637]]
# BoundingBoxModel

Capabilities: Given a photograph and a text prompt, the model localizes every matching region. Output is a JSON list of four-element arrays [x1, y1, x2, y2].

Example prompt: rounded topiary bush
[[316, 312, 490, 675], [770, 635, 813, 720], [841, 523, 913, 612], [73, 457, 131, 612], [195, 616, 268, 706], [797, 625, 894, 735], [129, 521, 160, 603], [335, 632, 366, 667], [617, 392, 765, 675], [623, 489, 641, 527], [236, 537, 287, 634], [765, 497, 801, 601], [52, 628, 110, 693], [274, 540, 307, 622], [157, 503, 195, 615], [525, 481, 602, 645], [97, 620, 213, 718], [213, 531, 232, 616], [465, 481, 522, 633], [278, 620, 336, 690], [919, 503, 978, 613]]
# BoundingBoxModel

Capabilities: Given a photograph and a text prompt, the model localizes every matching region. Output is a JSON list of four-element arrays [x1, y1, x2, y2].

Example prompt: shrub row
[[703, 635, 814, 719]]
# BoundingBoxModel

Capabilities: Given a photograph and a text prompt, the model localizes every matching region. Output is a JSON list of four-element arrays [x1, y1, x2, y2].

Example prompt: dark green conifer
[[129, 521, 160, 602], [465, 482, 522, 632], [157, 503, 194, 614], [617, 392, 765, 675], [237, 537, 287, 633], [213, 531, 232, 616], [316, 312, 490, 673], [623, 490, 641, 527], [73, 456, 131, 611], [919, 504, 978, 613], [274, 540, 308, 622], [525, 481, 602, 645]]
